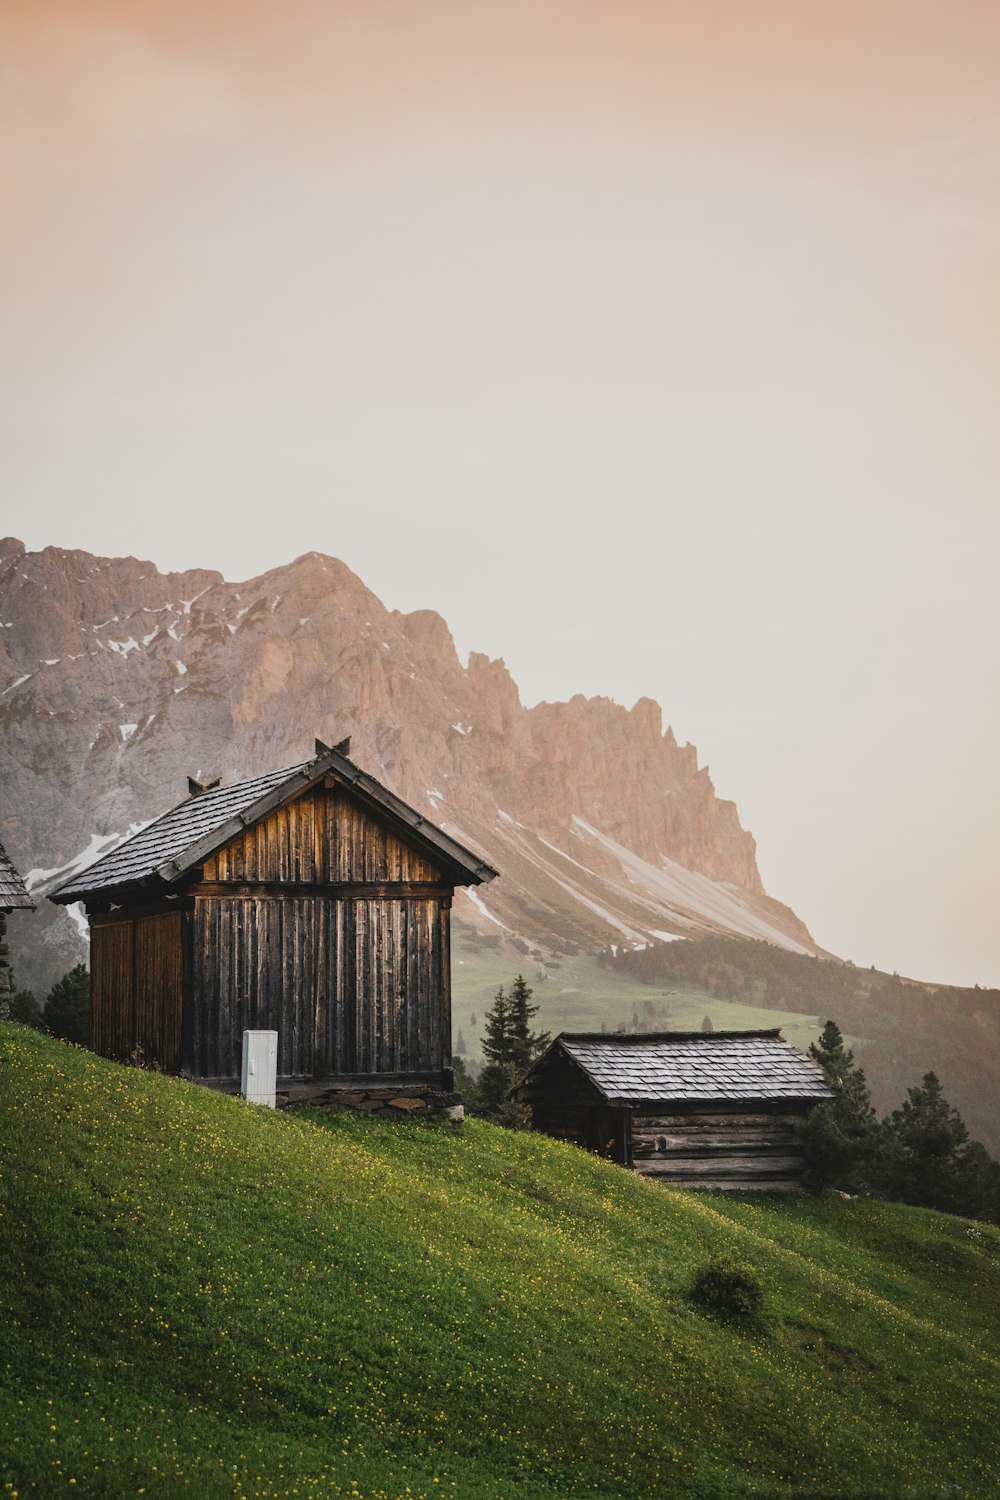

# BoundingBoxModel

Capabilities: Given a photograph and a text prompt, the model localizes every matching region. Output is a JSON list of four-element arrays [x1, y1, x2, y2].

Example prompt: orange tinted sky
[[2, 1, 999, 984]]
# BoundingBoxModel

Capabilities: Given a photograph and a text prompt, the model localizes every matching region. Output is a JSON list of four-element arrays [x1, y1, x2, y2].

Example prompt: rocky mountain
[[0, 539, 818, 994]]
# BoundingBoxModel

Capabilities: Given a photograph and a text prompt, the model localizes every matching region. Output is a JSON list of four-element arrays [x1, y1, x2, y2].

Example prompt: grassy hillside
[[2, 1027, 999, 1499]]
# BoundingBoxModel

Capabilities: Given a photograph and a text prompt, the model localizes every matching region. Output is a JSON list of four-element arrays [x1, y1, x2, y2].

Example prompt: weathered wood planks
[[88, 779, 461, 1088], [630, 1107, 805, 1186], [201, 788, 441, 885], [91, 909, 184, 1070], [189, 893, 448, 1081]]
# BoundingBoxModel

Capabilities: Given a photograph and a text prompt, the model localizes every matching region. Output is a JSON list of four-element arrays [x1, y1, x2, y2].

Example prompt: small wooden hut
[[512, 1030, 832, 1190], [0, 839, 35, 1021], [50, 741, 497, 1093]]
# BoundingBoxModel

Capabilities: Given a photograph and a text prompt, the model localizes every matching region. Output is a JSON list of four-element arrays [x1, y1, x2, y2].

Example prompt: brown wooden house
[[0, 838, 35, 1021], [50, 741, 497, 1090], [512, 1030, 833, 1190]]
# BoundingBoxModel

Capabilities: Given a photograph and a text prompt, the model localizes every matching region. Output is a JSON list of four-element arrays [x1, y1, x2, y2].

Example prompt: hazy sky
[[3, 1, 999, 985]]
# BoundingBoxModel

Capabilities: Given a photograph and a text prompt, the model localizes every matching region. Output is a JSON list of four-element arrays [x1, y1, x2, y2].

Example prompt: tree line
[[7, 964, 90, 1044], [800, 1020, 999, 1222]]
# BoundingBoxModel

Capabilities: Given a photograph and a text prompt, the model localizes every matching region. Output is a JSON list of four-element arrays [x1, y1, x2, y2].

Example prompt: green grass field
[[2, 1025, 999, 1498]]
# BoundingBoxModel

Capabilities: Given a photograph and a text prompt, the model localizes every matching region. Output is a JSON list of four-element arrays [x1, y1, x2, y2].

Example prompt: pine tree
[[506, 974, 550, 1076], [473, 975, 550, 1126], [473, 985, 510, 1121], [799, 1020, 879, 1192], [881, 1072, 998, 1219], [43, 964, 90, 1046], [481, 985, 513, 1068]]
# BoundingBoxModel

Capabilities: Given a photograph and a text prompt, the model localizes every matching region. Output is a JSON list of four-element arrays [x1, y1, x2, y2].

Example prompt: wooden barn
[[50, 740, 497, 1092], [511, 1030, 833, 1190], [0, 838, 35, 1021]]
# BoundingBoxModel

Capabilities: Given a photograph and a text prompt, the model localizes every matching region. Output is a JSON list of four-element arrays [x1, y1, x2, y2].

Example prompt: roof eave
[[602, 1090, 834, 1108], [515, 1034, 613, 1101], [323, 755, 498, 885], [154, 750, 499, 888], [53, 745, 499, 902], [49, 873, 168, 907], [154, 764, 318, 887]]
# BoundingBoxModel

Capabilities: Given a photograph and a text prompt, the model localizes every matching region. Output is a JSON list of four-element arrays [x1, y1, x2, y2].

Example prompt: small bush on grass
[[689, 1259, 765, 1324]]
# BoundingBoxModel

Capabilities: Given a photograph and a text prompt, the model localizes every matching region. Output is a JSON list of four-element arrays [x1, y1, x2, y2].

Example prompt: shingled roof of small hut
[[0, 838, 34, 911], [520, 1030, 833, 1105], [50, 743, 498, 904]]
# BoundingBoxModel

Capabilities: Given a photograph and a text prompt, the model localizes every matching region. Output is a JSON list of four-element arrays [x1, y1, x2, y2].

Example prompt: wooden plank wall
[[201, 788, 440, 884], [91, 911, 184, 1072], [191, 894, 448, 1081], [630, 1108, 807, 1190], [134, 912, 184, 1069], [91, 918, 133, 1061]]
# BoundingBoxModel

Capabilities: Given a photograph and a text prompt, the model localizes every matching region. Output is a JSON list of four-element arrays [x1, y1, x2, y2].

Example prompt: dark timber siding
[[630, 1105, 807, 1190], [190, 894, 449, 1080], [514, 1033, 830, 1190], [87, 782, 458, 1084], [91, 909, 185, 1072], [201, 788, 439, 884]]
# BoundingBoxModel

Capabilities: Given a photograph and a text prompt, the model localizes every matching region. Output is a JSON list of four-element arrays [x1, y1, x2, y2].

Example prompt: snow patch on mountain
[[571, 818, 813, 953], [463, 888, 510, 931]]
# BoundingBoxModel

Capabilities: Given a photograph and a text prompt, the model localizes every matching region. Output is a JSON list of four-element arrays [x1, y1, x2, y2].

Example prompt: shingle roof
[[50, 746, 498, 904], [0, 839, 34, 910], [52, 764, 300, 902], [537, 1031, 832, 1104]]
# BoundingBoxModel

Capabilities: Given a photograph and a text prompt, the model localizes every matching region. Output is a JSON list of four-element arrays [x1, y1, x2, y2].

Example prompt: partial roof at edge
[[0, 839, 35, 910], [50, 745, 499, 903], [517, 1030, 833, 1104]]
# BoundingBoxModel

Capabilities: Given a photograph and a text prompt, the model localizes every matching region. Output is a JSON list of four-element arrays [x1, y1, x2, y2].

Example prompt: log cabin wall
[[189, 786, 452, 1082], [520, 1049, 630, 1161], [629, 1103, 808, 1190]]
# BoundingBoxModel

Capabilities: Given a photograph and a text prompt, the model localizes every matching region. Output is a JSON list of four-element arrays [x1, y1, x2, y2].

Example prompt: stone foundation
[[276, 1081, 464, 1123]]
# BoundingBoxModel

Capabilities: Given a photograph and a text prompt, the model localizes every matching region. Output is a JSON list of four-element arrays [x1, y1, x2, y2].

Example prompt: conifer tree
[[799, 1019, 879, 1192], [506, 973, 550, 1077], [474, 975, 550, 1126], [43, 963, 90, 1046], [881, 1072, 998, 1219]]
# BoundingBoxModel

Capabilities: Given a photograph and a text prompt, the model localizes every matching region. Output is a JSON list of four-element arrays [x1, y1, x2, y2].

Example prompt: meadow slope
[[1, 1026, 998, 1499]]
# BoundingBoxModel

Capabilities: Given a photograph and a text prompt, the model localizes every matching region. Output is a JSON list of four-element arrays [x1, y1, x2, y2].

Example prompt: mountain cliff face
[[0, 539, 817, 992]]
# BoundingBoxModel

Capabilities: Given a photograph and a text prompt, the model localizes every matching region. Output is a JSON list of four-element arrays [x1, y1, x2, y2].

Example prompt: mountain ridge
[[0, 538, 817, 992]]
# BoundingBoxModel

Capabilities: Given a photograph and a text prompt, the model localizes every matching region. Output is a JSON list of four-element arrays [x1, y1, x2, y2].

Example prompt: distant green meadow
[[450, 939, 826, 1058], [2, 1025, 998, 1498]]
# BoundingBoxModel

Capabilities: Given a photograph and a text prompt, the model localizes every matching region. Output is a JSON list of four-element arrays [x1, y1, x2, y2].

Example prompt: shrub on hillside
[[689, 1260, 765, 1323], [10, 989, 44, 1029]]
